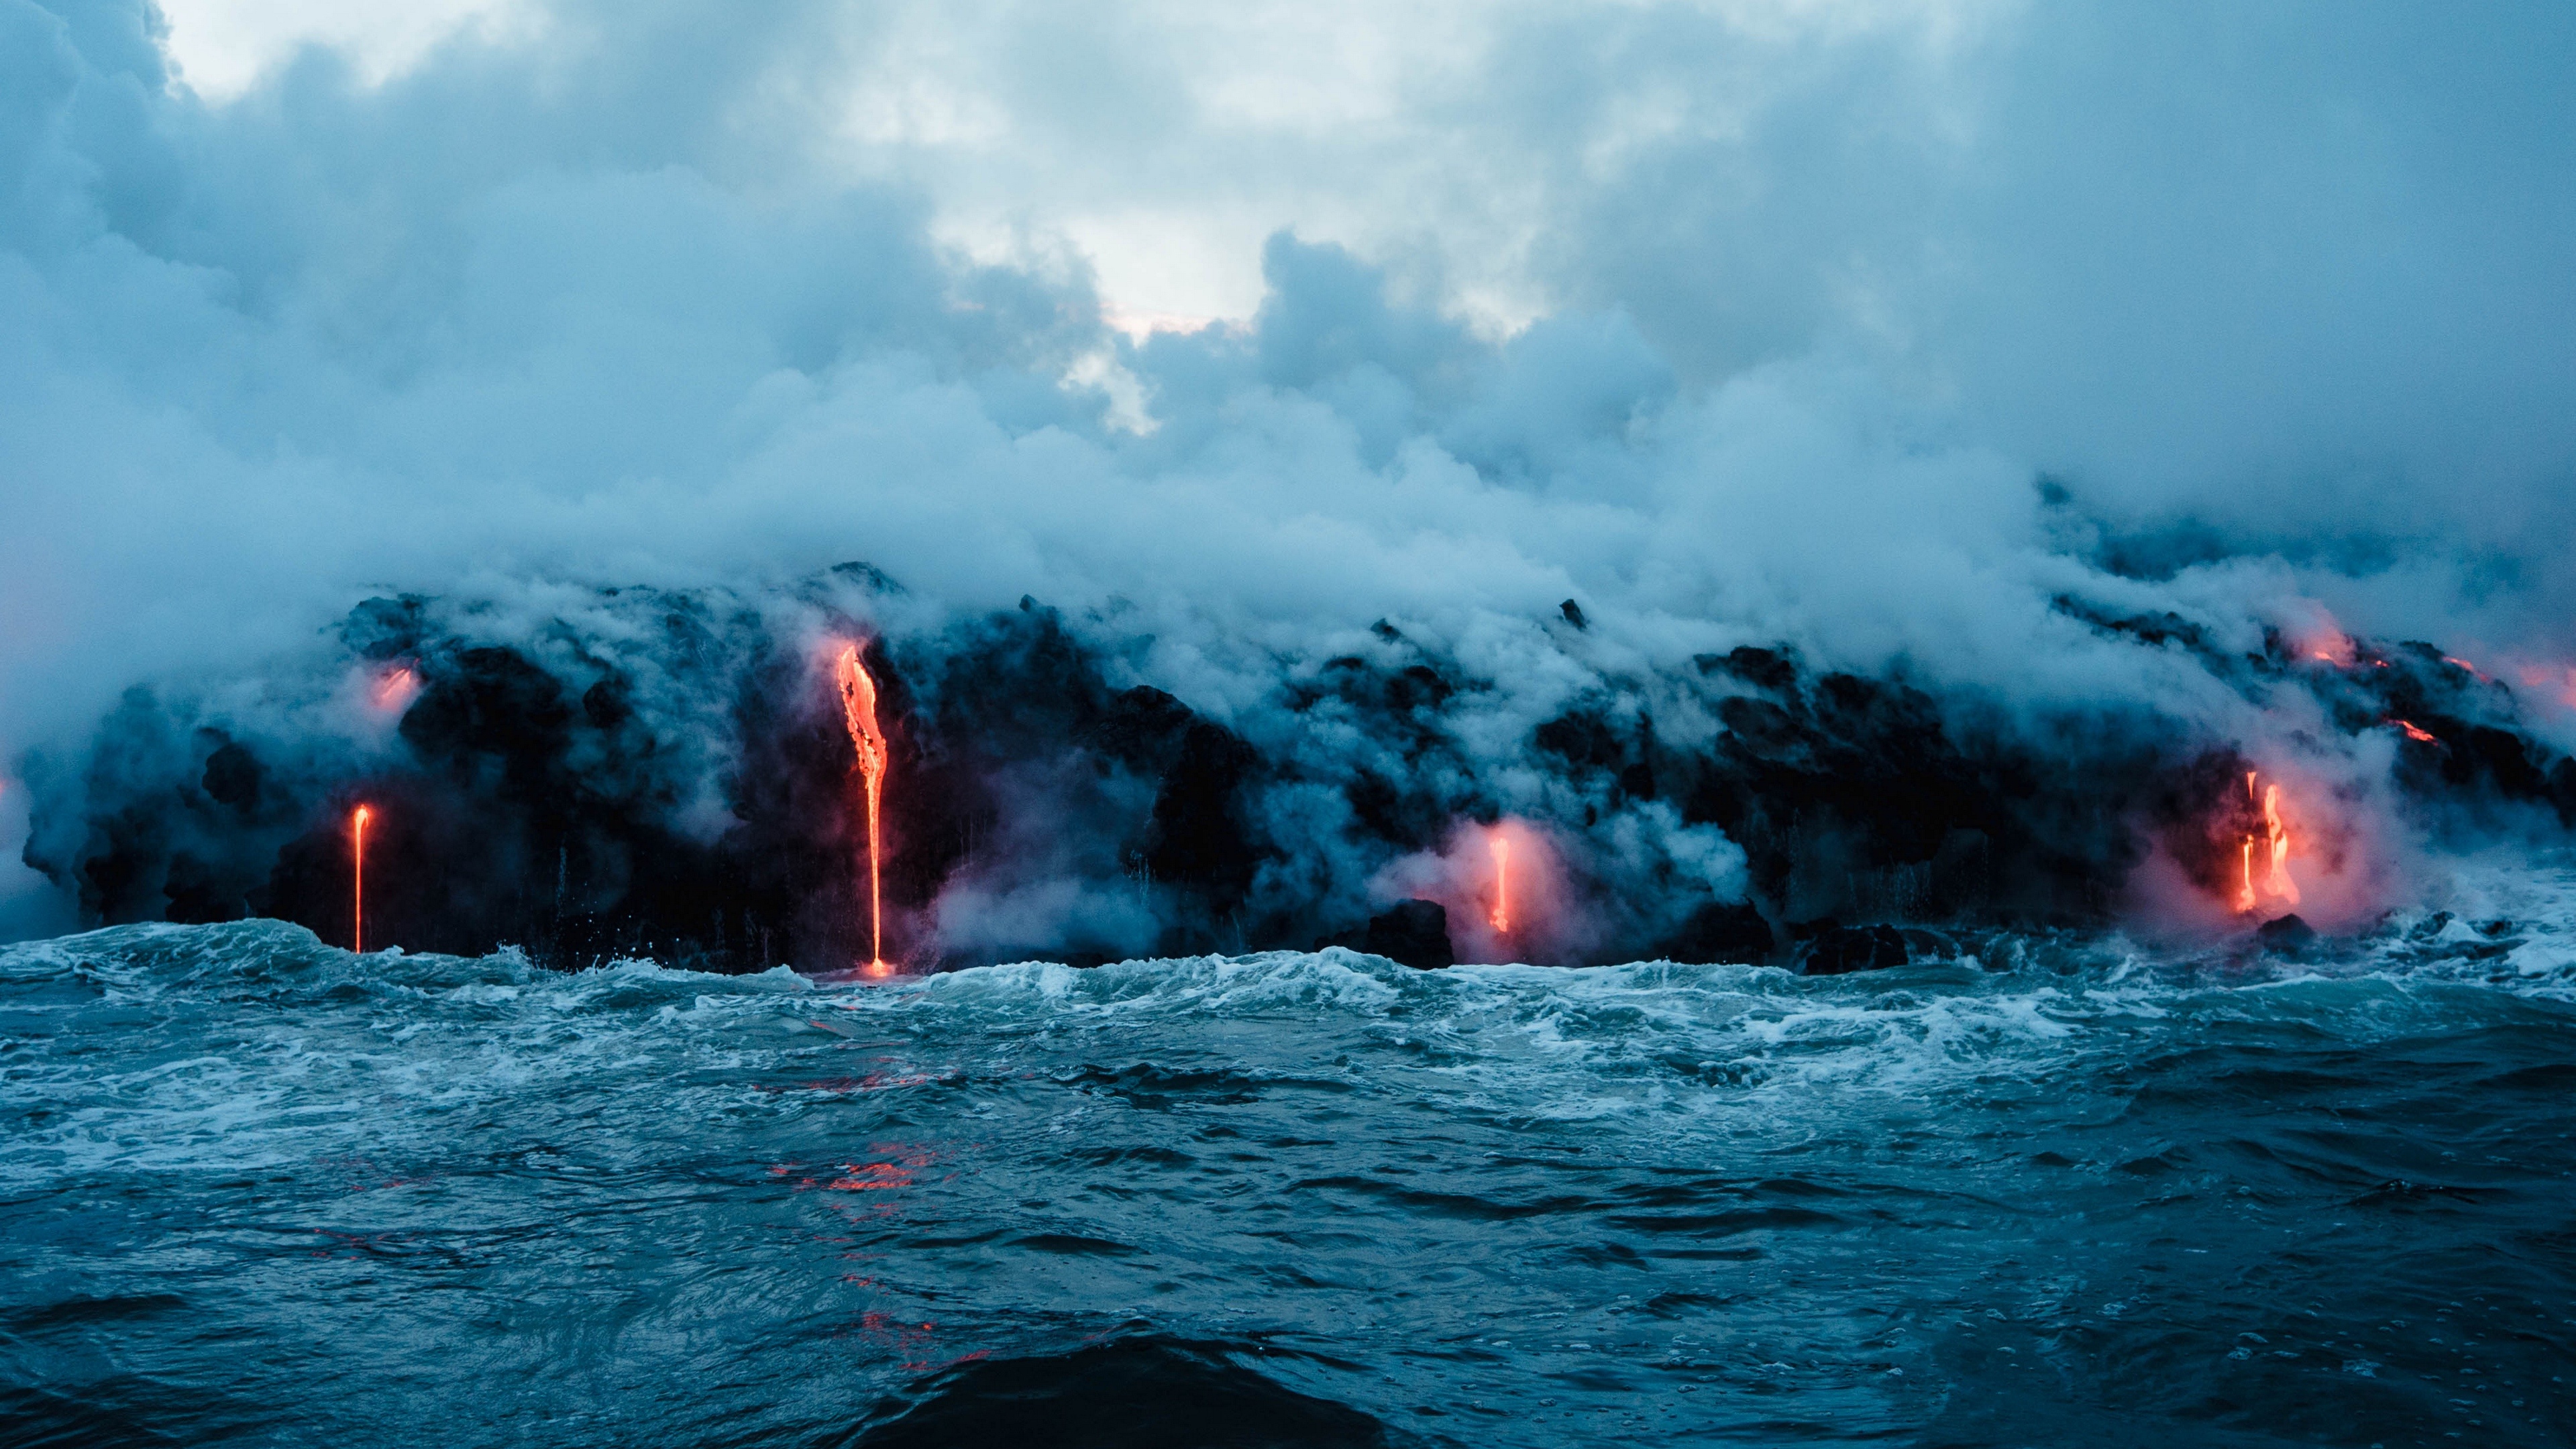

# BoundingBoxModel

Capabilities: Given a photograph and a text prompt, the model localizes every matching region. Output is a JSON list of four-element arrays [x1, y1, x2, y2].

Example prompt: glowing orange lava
[[1488, 834, 1512, 934], [2392, 719, 2438, 744], [2261, 784, 2296, 904], [351, 804, 372, 953], [835, 643, 892, 973], [2299, 626, 2357, 668], [2234, 772, 2299, 914], [370, 663, 421, 711]]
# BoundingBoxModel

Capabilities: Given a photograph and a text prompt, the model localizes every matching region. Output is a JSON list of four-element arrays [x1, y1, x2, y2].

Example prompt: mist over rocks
[[19, 561, 2576, 972]]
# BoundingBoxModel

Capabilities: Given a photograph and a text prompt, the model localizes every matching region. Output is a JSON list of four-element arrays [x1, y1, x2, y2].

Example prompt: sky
[[4, 0, 2573, 932]]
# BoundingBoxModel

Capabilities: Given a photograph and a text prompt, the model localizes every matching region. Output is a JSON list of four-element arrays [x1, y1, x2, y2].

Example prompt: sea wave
[[4, 895, 2572, 1446]]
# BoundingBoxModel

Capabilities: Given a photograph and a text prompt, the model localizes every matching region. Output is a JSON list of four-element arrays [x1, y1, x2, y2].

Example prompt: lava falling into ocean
[[835, 643, 893, 977], [2231, 772, 2299, 915], [369, 664, 421, 713], [350, 804, 371, 955]]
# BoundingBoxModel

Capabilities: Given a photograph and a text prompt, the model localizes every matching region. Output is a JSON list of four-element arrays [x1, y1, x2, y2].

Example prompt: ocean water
[[5, 879, 2575, 1446]]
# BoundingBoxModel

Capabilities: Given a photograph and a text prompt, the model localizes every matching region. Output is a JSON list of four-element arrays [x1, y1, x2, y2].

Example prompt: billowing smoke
[[5, 0, 2574, 961]]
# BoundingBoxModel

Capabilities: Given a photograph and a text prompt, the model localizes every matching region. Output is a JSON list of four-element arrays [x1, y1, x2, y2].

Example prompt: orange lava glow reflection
[[1488, 834, 1512, 934], [835, 643, 892, 974], [2233, 773, 2299, 914], [2496, 660, 2576, 710], [351, 804, 372, 953]]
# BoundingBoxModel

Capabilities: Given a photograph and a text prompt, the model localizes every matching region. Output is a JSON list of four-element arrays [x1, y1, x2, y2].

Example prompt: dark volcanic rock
[[854, 1337, 1391, 1448], [1362, 899, 1453, 969], [1698, 644, 1799, 692], [1655, 900, 1776, 964], [50, 574, 2576, 980], [1803, 924, 1910, 975], [2255, 913, 2319, 953], [1144, 722, 1266, 916]]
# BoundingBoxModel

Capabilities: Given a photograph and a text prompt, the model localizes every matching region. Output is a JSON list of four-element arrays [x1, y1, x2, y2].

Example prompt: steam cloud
[[5, 0, 2573, 961]]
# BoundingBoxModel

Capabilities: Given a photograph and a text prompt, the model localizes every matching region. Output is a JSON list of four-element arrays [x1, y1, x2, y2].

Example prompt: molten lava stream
[[2234, 771, 2300, 916], [2260, 783, 2297, 904], [835, 643, 892, 975], [1488, 834, 1512, 935], [351, 804, 372, 954], [369, 663, 420, 712]]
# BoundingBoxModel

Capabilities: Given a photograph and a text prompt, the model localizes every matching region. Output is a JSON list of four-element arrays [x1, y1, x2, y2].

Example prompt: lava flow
[[2234, 772, 2299, 914], [351, 804, 372, 953], [369, 662, 421, 712], [834, 643, 892, 975], [1488, 833, 1512, 934]]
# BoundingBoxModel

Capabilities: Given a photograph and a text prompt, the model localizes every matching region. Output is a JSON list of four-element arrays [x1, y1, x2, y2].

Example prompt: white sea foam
[[5, 861, 2574, 1195]]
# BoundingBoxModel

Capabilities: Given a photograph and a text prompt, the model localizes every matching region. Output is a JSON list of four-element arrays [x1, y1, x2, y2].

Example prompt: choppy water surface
[[5, 883, 2576, 1446]]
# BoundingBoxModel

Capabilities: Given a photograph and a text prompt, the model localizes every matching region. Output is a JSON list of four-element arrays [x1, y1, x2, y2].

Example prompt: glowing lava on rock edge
[[1488, 833, 1512, 935], [2298, 621, 2358, 668], [351, 804, 372, 954], [370, 663, 421, 711], [2234, 772, 2300, 915], [2392, 718, 2439, 745], [834, 643, 892, 977]]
